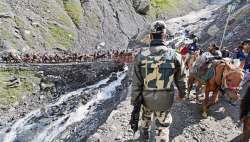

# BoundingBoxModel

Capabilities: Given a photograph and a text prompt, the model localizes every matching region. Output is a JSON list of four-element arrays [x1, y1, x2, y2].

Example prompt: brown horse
[[187, 74, 203, 101], [201, 61, 244, 118], [240, 86, 250, 142], [183, 51, 203, 100]]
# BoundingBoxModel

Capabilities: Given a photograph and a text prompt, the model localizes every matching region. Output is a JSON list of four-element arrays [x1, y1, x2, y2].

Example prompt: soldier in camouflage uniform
[[131, 21, 187, 142]]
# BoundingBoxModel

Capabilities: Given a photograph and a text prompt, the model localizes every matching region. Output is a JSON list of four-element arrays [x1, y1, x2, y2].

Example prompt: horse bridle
[[221, 65, 243, 93]]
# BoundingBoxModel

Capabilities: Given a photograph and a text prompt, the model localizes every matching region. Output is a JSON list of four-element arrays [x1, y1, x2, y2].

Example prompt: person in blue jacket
[[236, 39, 250, 71], [188, 32, 199, 54]]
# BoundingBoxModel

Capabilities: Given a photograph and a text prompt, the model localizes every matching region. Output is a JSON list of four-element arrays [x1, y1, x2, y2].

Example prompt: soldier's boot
[[154, 126, 170, 142], [155, 136, 167, 142], [140, 128, 149, 142], [154, 128, 170, 142], [154, 113, 172, 142]]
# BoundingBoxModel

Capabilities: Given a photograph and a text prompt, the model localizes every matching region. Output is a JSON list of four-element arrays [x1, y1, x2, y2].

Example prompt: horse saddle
[[200, 62, 213, 76], [196, 61, 216, 82]]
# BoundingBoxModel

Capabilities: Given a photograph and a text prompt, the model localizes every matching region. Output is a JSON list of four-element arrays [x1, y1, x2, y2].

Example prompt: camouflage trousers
[[141, 105, 172, 142]]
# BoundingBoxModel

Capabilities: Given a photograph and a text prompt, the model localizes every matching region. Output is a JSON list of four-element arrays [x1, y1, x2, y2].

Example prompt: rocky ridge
[[199, 1, 250, 49], [0, 0, 208, 55]]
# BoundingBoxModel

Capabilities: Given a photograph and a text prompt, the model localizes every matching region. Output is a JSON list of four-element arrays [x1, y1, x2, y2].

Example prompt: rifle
[[129, 94, 143, 134]]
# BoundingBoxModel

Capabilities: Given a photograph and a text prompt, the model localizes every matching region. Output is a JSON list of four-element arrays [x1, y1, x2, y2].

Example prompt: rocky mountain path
[[87, 88, 243, 142], [87, 95, 134, 142], [165, 4, 220, 34]]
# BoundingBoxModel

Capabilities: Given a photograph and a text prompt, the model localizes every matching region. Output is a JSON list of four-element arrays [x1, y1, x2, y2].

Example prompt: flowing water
[[1, 66, 128, 142]]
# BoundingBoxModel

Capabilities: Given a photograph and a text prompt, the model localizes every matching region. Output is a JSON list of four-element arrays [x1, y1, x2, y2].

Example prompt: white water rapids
[[2, 66, 128, 142]]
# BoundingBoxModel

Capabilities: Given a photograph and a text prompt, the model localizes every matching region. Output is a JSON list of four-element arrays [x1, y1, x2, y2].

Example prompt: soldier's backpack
[[139, 47, 176, 91]]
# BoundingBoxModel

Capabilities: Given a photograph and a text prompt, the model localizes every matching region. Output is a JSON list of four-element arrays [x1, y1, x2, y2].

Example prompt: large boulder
[[133, 0, 150, 15]]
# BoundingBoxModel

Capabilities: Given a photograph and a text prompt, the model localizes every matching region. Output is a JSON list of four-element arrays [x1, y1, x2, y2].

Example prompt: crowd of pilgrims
[[174, 30, 250, 72], [0, 30, 249, 72], [0, 49, 134, 63]]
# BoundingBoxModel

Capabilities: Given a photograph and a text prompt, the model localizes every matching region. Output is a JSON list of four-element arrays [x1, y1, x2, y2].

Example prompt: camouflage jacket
[[131, 45, 187, 111]]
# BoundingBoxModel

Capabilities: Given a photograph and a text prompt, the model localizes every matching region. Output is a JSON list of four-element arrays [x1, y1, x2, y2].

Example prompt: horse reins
[[221, 63, 242, 91]]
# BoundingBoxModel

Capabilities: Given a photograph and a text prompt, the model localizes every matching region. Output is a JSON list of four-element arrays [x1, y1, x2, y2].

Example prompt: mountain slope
[[0, 0, 207, 54], [200, 1, 250, 49]]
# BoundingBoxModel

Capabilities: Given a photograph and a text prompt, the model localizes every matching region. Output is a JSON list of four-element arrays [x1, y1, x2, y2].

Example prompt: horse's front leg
[[195, 81, 202, 102], [207, 88, 219, 109], [187, 76, 194, 100], [202, 86, 210, 118]]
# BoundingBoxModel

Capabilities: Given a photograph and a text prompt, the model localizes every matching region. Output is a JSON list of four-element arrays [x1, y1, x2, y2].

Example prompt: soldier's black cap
[[150, 20, 167, 34], [242, 39, 250, 44]]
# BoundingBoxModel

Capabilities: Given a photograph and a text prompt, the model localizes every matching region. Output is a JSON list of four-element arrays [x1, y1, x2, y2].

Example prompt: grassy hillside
[[0, 68, 40, 108], [148, 0, 206, 19]]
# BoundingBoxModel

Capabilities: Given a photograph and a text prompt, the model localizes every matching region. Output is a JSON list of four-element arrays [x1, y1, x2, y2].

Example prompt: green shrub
[[48, 24, 75, 48], [0, 69, 40, 106], [62, 0, 82, 27]]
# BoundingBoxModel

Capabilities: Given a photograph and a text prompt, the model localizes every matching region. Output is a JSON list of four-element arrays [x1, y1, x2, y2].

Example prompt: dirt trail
[[87, 96, 134, 142], [87, 88, 243, 142]]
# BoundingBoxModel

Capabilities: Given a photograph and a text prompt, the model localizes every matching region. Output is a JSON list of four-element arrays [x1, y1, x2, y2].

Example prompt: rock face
[[199, 1, 250, 49], [76, 0, 147, 53], [0, 0, 207, 54]]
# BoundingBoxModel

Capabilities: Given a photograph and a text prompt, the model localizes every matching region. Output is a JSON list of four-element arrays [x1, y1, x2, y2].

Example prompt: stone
[[200, 17, 208, 21], [132, 0, 150, 15], [24, 30, 31, 35], [114, 137, 121, 141], [13, 102, 19, 107], [96, 42, 105, 50], [39, 95, 45, 100], [7, 77, 21, 88], [0, 12, 14, 18], [0, 39, 12, 50], [31, 22, 40, 27], [14, 32, 21, 39], [5, 128, 11, 133], [207, 25, 220, 36]]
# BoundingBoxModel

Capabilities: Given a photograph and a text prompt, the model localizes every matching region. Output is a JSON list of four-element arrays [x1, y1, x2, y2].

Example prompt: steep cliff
[[0, 0, 207, 54], [200, 1, 250, 49]]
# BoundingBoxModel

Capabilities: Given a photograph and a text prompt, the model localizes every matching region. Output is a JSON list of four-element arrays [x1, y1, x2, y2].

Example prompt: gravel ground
[[87, 90, 243, 142]]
